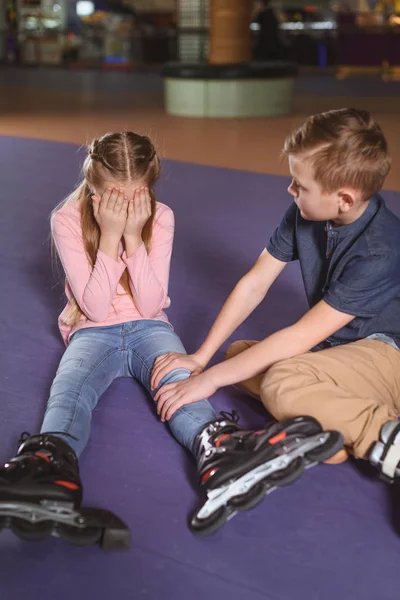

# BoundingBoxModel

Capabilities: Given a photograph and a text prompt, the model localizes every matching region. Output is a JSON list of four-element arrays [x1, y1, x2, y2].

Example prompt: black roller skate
[[369, 421, 400, 483], [0, 433, 131, 550], [190, 414, 344, 536]]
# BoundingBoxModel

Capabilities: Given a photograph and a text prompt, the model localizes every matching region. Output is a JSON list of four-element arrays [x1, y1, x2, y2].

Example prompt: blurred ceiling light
[[77, 1, 95, 17]]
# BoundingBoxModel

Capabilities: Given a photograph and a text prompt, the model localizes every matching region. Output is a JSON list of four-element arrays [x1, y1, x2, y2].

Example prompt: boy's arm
[[154, 300, 355, 420], [210, 249, 400, 388], [151, 249, 287, 390], [196, 249, 287, 365], [208, 299, 354, 387]]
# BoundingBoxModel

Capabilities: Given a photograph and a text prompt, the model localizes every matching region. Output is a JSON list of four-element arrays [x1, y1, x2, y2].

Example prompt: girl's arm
[[52, 211, 126, 322], [122, 205, 175, 318]]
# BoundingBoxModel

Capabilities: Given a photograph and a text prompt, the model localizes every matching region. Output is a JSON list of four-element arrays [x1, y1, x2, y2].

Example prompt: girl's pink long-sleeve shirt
[[52, 200, 174, 345]]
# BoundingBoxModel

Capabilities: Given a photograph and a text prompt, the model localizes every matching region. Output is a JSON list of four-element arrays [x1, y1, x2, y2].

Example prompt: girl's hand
[[92, 187, 128, 240], [124, 186, 152, 240]]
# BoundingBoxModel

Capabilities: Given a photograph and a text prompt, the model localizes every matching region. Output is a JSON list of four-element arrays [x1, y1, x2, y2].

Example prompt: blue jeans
[[41, 320, 217, 457]]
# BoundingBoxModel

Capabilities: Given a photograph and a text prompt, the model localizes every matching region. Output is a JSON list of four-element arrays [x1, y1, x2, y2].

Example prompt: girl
[[0, 132, 244, 540]]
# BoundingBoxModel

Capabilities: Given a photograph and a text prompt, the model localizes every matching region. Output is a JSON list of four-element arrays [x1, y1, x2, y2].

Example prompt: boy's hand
[[151, 353, 205, 391], [154, 371, 217, 421]]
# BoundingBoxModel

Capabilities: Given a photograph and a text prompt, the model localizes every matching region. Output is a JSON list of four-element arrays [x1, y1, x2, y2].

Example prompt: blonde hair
[[52, 131, 160, 326], [283, 108, 391, 200]]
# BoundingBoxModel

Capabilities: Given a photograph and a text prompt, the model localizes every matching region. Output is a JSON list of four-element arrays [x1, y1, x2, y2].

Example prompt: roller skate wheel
[[56, 523, 102, 547], [190, 506, 229, 537], [10, 517, 53, 541], [229, 482, 267, 511], [268, 456, 305, 486]]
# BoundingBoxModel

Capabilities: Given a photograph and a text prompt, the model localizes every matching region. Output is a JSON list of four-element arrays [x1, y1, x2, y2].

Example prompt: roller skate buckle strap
[[370, 421, 400, 483], [382, 443, 400, 481], [196, 431, 330, 520]]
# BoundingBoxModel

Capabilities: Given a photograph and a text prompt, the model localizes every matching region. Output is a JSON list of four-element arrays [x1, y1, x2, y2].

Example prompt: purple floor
[[1, 136, 400, 600]]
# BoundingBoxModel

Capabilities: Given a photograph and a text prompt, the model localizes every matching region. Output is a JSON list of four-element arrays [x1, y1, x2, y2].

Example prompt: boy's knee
[[260, 356, 318, 418], [225, 340, 256, 361], [260, 362, 289, 416]]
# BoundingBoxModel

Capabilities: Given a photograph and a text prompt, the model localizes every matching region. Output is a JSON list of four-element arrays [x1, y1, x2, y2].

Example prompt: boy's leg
[[225, 340, 264, 400], [260, 339, 400, 459], [225, 339, 346, 464]]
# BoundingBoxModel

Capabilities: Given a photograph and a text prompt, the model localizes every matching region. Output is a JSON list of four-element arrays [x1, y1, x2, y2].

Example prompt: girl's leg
[[0, 326, 131, 546], [41, 326, 124, 457], [126, 320, 218, 453]]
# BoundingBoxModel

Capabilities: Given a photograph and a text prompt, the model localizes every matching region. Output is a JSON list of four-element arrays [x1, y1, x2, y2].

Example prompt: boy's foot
[[323, 448, 349, 465], [369, 421, 400, 482]]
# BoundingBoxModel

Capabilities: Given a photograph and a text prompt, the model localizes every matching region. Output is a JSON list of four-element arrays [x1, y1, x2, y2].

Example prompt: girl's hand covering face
[[92, 187, 129, 239]]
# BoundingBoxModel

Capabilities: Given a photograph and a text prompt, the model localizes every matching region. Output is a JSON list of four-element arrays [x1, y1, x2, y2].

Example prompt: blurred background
[[0, 0, 399, 189], [2, 1, 400, 72]]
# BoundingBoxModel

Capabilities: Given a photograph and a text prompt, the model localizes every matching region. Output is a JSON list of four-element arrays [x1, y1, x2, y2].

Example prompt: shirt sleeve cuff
[[97, 249, 126, 274], [266, 241, 293, 263], [323, 292, 372, 318], [121, 242, 147, 266]]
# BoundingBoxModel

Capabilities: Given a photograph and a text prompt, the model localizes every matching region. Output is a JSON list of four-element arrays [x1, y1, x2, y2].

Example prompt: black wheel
[[190, 506, 229, 537], [56, 523, 102, 547], [229, 482, 266, 511], [268, 456, 305, 487], [305, 431, 344, 463], [10, 518, 53, 541]]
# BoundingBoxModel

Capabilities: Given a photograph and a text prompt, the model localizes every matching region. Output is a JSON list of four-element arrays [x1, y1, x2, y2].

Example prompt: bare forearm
[[196, 279, 266, 366], [205, 298, 357, 388], [207, 325, 313, 388], [195, 251, 287, 367]]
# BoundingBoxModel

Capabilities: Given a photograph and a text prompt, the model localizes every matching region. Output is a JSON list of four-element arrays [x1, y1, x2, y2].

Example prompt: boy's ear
[[338, 189, 357, 212]]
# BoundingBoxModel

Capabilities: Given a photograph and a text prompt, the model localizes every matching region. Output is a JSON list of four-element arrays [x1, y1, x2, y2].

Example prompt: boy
[[152, 108, 400, 513]]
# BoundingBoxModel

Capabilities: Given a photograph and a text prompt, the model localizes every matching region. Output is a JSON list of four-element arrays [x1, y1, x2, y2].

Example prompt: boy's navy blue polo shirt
[[267, 194, 400, 348]]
